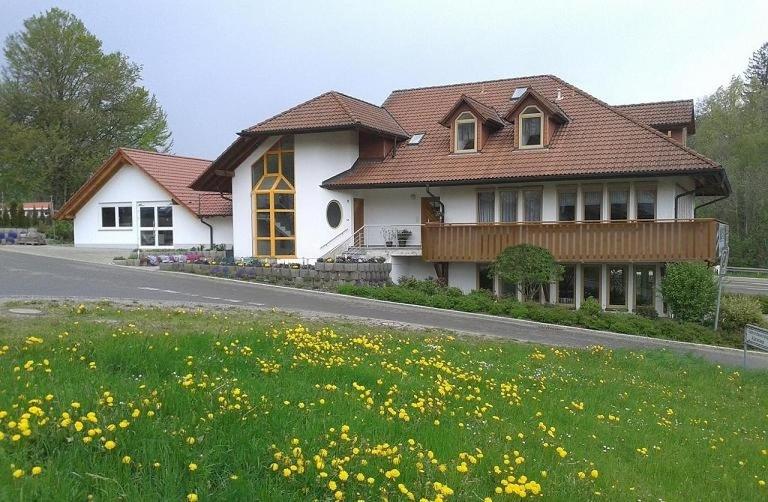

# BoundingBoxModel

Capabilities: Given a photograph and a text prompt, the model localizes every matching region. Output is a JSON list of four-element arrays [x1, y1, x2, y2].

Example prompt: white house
[[57, 148, 233, 249], [191, 75, 730, 315]]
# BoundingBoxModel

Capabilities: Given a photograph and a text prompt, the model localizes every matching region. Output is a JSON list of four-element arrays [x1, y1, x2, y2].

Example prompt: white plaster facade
[[72, 164, 233, 249]]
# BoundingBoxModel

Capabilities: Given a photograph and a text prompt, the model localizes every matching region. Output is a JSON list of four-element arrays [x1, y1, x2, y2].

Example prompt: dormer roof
[[614, 99, 695, 133], [438, 94, 505, 130], [504, 87, 569, 123]]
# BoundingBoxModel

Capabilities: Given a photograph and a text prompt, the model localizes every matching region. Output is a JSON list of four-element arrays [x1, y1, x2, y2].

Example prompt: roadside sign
[[744, 324, 768, 368]]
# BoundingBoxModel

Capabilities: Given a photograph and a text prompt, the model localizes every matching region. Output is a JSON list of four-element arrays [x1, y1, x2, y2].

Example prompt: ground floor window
[[609, 266, 628, 307], [583, 265, 601, 303], [100, 205, 132, 228], [635, 265, 656, 307], [499, 277, 517, 298], [139, 205, 173, 247], [478, 265, 494, 292], [558, 265, 575, 305]]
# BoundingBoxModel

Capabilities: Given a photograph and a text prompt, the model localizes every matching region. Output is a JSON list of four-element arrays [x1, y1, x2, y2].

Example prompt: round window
[[326, 200, 342, 228]]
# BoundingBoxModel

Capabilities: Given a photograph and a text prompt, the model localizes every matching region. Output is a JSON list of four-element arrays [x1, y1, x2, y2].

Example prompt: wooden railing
[[421, 219, 721, 263]]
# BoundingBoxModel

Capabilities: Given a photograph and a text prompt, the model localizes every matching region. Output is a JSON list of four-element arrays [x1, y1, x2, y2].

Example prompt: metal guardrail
[[728, 267, 768, 274]]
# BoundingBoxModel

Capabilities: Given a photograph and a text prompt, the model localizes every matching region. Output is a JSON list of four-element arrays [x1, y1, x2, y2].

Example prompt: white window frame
[[519, 106, 544, 149], [99, 204, 133, 230], [454, 112, 477, 153], [138, 203, 174, 248]]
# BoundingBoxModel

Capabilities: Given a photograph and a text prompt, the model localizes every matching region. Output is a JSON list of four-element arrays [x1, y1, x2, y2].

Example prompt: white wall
[[73, 164, 233, 249], [449, 263, 478, 292], [391, 256, 436, 282], [295, 131, 357, 259], [230, 132, 357, 259]]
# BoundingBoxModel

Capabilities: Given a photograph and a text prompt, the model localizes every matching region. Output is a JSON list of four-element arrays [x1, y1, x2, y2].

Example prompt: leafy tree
[[692, 41, 768, 266], [0, 8, 171, 206], [660, 262, 717, 324], [489, 244, 563, 301]]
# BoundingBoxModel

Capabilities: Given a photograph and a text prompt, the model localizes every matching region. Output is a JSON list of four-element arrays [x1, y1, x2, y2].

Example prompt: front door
[[353, 198, 365, 246], [421, 197, 442, 223]]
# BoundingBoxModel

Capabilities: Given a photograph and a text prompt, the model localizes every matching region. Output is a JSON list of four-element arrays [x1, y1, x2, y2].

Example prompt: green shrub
[[660, 262, 717, 324], [756, 295, 768, 315], [490, 244, 563, 301], [635, 305, 659, 320], [719, 295, 764, 332], [579, 297, 601, 317]]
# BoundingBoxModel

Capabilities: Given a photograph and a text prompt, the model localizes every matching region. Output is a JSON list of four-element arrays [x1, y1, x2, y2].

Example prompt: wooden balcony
[[421, 219, 721, 263]]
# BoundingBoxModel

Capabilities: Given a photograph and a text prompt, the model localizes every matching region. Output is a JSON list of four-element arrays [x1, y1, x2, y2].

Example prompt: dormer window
[[455, 112, 477, 153], [519, 106, 543, 148]]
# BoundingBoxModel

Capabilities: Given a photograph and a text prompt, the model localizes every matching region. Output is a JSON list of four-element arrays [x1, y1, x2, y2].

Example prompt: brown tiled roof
[[614, 99, 695, 132], [57, 148, 231, 219], [323, 75, 723, 189], [245, 91, 408, 139], [23, 202, 51, 210], [504, 87, 569, 123], [439, 94, 504, 128]]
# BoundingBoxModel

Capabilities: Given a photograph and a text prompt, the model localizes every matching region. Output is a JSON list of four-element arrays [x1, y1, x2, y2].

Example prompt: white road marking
[[248, 302, 265, 307], [162, 289, 179, 294], [137, 287, 160, 291]]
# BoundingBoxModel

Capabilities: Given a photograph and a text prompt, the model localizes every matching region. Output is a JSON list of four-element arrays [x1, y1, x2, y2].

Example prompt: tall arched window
[[519, 106, 543, 148], [454, 112, 477, 153], [252, 137, 295, 257]]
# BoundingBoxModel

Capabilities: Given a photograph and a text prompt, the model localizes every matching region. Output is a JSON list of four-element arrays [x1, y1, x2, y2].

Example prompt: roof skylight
[[408, 133, 425, 145], [511, 87, 527, 100]]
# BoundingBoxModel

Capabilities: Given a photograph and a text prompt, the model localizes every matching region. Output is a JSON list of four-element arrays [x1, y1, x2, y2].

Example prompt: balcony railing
[[421, 219, 722, 263]]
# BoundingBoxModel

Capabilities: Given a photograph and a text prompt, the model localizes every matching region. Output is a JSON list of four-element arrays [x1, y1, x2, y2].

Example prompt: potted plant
[[396, 228, 412, 247], [381, 227, 397, 247]]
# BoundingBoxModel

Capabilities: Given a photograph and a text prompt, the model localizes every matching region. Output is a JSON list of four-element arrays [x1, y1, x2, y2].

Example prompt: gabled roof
[[504, 87, 569, 123], [322, 74, 726, 194], [614, 99, 695, 132], [244, 91, 408, 139], [439, 94, 504, 129], [57, 148, 232, 220]]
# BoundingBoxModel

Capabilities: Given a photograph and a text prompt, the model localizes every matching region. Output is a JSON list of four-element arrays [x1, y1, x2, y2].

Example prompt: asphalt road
[[723, 275, 768, 295], [1, 248, 766, 369]]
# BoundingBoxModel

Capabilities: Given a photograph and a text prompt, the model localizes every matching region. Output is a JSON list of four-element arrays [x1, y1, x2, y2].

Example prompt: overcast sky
[[2, 0, 766, 159]]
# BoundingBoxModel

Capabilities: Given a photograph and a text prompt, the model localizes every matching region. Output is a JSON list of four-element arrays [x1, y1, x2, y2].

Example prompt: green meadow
[[0, 301, 766, 501]]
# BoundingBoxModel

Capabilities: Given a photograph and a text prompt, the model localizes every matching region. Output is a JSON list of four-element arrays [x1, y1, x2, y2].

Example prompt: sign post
[[744, 324, 768, 368]]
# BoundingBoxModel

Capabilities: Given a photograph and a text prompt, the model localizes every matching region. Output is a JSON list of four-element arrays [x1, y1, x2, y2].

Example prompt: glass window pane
[[282, 152, 294, 184], [140, 207, 155, 227], [274, 213, 294, 237], [558, 191, 576, 221], [157, 206, 172, 227], [257, 175, 278, 190], [583, 190, 602, 221], [118, 206, 132, 227], [558, 265, 575, 304], [280, 135, 294, 150], [522, 116, 542, 146], [256, 212, 270, 237], [635, 266, 656, 306], [478, 265, 494, 292], [101, 207, 116, 227], [157, 230, 174, 246], [609, 189, 628, 220], [500, 277, 517, 298], [275, 239, 295, 256], [637, 189, 656, 220], [252, 159, 264, 187], [275, 178, 292, 190], [326, 201, 342, 228], [266, 153, 279, 173], [274, 193, 294, 210], [256, 194, 270, 209], [583, 265, 601, 303], [456, 121, 475, 151], [140, 230, 155, 247], [523, 189, 542, 221], [256, 239, 271, 256], [477, 192, 495, 223], [609, 266, 627, 306], [500, 191, 517, 222]]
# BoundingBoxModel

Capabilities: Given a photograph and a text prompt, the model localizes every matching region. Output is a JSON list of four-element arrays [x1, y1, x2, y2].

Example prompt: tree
[[489, 244, 563, 301], [0, 8, 171, 206], [692, 41, 768, 266], [745, 42, 768, 92], [660, 262, 717, 324]]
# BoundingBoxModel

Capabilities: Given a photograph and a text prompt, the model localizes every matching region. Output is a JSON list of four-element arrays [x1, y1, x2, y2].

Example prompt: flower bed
[[159, 261, 392, 289]]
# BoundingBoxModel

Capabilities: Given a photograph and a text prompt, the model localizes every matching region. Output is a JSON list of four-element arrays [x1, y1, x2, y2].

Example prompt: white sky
[[1, 0, 766, 159]]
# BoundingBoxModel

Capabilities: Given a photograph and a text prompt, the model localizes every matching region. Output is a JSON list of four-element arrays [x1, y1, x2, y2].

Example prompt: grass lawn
[[0, 301, 766, 501]]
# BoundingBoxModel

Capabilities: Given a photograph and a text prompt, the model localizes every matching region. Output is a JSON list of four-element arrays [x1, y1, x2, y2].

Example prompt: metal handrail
[[319, 228, 349, 249]]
